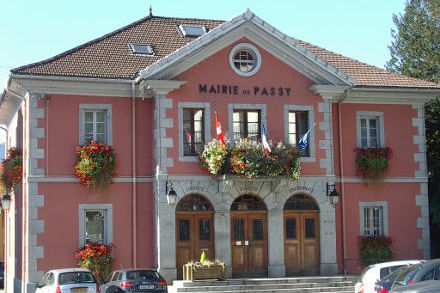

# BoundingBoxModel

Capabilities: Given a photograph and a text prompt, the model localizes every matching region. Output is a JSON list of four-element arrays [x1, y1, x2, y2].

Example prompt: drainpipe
[[338, 88, 351, 275], [131, 81, 137, 268], [0, 125, 7, 291]]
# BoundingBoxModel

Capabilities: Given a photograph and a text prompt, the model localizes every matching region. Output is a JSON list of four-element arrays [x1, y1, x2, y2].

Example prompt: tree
[[387, 0, 440, 82], [387, 0, 440, 255]]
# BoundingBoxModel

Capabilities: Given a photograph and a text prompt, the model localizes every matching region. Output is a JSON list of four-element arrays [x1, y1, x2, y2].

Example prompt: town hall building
[[1, 9, 440, 293]]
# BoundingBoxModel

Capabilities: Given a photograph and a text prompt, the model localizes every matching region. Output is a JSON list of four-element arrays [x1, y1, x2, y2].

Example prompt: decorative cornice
[[11, 74, 137, 97], [311, 84, 440, 104]]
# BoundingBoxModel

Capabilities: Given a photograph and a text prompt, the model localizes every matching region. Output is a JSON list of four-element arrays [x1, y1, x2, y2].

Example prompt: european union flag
[[298, 125, 314, 150]]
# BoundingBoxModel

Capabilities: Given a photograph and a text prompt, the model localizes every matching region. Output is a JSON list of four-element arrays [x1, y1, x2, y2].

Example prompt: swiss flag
[[216, 113, 225, 145]]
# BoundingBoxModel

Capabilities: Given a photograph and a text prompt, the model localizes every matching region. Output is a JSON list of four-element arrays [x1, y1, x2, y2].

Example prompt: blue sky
[[0, 0, 406, 86]]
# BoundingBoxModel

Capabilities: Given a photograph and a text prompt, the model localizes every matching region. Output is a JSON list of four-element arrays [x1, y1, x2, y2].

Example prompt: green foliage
[[386, 0, 440, 83], [359, 236, 393, 267], [0, 148, 23, 194], [200, 139, 301, 180], [74, 141, 116, 191], [355, 148, 393, 181], [387, 0, 440, 224], [199, 139, 228, 176], [74, 243, 114, 283]]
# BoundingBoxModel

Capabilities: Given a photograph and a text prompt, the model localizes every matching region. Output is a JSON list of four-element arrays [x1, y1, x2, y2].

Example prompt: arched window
[[284, 193, 319, 211], [231, 194, 266, 211], [176, 193, 213, 212]]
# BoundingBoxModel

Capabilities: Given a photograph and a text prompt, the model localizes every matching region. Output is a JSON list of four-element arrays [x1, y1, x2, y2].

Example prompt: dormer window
[[129, 43, 154, 55], [179, 24, 206, 37]]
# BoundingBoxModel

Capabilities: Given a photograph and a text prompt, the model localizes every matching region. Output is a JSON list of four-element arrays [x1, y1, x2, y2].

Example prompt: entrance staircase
[[169, 276, 358, 293]]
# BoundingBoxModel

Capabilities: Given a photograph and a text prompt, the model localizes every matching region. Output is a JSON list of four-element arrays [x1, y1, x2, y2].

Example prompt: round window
[[229, 43, 261, 77]]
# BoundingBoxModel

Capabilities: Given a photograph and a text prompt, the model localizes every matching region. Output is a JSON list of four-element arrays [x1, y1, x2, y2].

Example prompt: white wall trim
[[228, 103, 267, 143], [79, 104, 113, 145], [177, 102, 211, 162], [356, 111, 385, 148], [78, 204, 113, 247], [283, 105, 316, 162], [359, 201, 389, 236]]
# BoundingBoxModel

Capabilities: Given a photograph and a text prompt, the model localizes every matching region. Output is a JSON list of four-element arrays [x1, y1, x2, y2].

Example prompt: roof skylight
[[129, 43, 154, 55], [178, 24, 206, 37]]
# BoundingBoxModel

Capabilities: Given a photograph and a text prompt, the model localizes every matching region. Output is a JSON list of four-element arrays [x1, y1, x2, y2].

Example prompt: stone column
[[156, 180, 177, 282], [319, 208, 338, 275], [25, 93, 45, 293], [214, 209, 231, 278], [267, 207, 285, 277]]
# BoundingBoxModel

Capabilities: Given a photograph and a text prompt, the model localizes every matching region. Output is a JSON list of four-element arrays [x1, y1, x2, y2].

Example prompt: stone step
[[171, 276, 357, 293], [174, 276, 357, 287], [176, 281, 354, 292], [175, 287, 355, 293]]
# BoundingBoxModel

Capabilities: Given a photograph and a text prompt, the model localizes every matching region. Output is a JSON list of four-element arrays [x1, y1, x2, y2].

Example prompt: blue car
[[101, 269, 167, 293]]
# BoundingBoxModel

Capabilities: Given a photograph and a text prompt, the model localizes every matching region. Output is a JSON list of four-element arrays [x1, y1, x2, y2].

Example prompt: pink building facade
[[1, 9, 439, 293]]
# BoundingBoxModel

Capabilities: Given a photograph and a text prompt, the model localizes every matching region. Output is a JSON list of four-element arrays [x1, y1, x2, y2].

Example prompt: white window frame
[[79, 104, 112, 145], [178, 102, 211, 162], [356, 111, 385, 148], [284, 105, 315, 162], [79, 204, 113, 247], [359, 201, 388, 236], [229, 43, 262, 77], [228, 104, 267, 144]]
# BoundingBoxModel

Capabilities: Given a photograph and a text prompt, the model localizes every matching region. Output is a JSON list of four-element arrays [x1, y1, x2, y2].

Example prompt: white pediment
[[139, 9, 354, 86]]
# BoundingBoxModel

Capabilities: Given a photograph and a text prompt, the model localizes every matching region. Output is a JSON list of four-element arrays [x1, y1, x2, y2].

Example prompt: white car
[[36, 268, 99, 293], [355, 260, 421, 293]]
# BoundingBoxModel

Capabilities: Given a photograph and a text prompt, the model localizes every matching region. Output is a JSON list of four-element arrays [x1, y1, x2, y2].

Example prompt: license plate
[[139, 284, 154, 290], [71, 288, 88, 293]]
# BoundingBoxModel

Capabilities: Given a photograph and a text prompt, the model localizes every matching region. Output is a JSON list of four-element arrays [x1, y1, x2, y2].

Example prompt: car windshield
[[382, 266, 407, 281], [59, 272, 95, 285], [126, 270, 159, 281], [394, 266, 421, 286]]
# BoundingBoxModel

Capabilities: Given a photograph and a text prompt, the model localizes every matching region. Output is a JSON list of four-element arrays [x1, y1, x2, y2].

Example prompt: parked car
[[390, 280, 440, 292], [101, 269, 167, 293], [355, 260, 421, 293], [391, 259, 440, 291], [0, 261, 4, 289], [375, 266, 409, 293], [36, 268, 100, 293]]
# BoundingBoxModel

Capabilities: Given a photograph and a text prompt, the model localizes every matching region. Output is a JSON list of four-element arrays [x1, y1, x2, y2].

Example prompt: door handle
[[245, 240, 249, 246]]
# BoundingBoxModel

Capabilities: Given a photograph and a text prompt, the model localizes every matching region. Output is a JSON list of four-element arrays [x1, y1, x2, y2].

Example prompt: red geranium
[[355, 147, 392, 181], [74, 242, 114, 282], [0, 148, 23, 194], [74, 141, 116, 190]]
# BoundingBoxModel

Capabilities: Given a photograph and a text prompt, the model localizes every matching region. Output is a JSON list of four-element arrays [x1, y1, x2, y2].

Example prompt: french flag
[[216, 113, 225, 145], [261, 124, 271, 156]]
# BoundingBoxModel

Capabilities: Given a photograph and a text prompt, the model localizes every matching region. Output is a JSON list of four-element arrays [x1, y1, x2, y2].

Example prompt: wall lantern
[[1, 193, 11, 211], [326, 183, 340, 207], [166, 181, 177, 204]]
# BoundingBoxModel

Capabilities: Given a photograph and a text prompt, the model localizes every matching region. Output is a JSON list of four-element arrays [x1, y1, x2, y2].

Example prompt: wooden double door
[[230, 211, 268, 278], [284, 211, 320, 275], [176, 212, 214, 279]]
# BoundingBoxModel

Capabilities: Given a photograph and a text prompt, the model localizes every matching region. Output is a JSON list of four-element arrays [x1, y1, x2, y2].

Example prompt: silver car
[[36, 268, 99, 293], [391, 280, 440, 292]]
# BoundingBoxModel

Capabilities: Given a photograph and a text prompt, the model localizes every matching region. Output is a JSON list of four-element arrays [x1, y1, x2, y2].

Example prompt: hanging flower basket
[[74, 242, 114, 283], [359, 235, 393, 266], [74, 141, 116, 190], [355, 147, 392, 181], [0, 147, 23, 194], [199, 139, 228, 176]]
